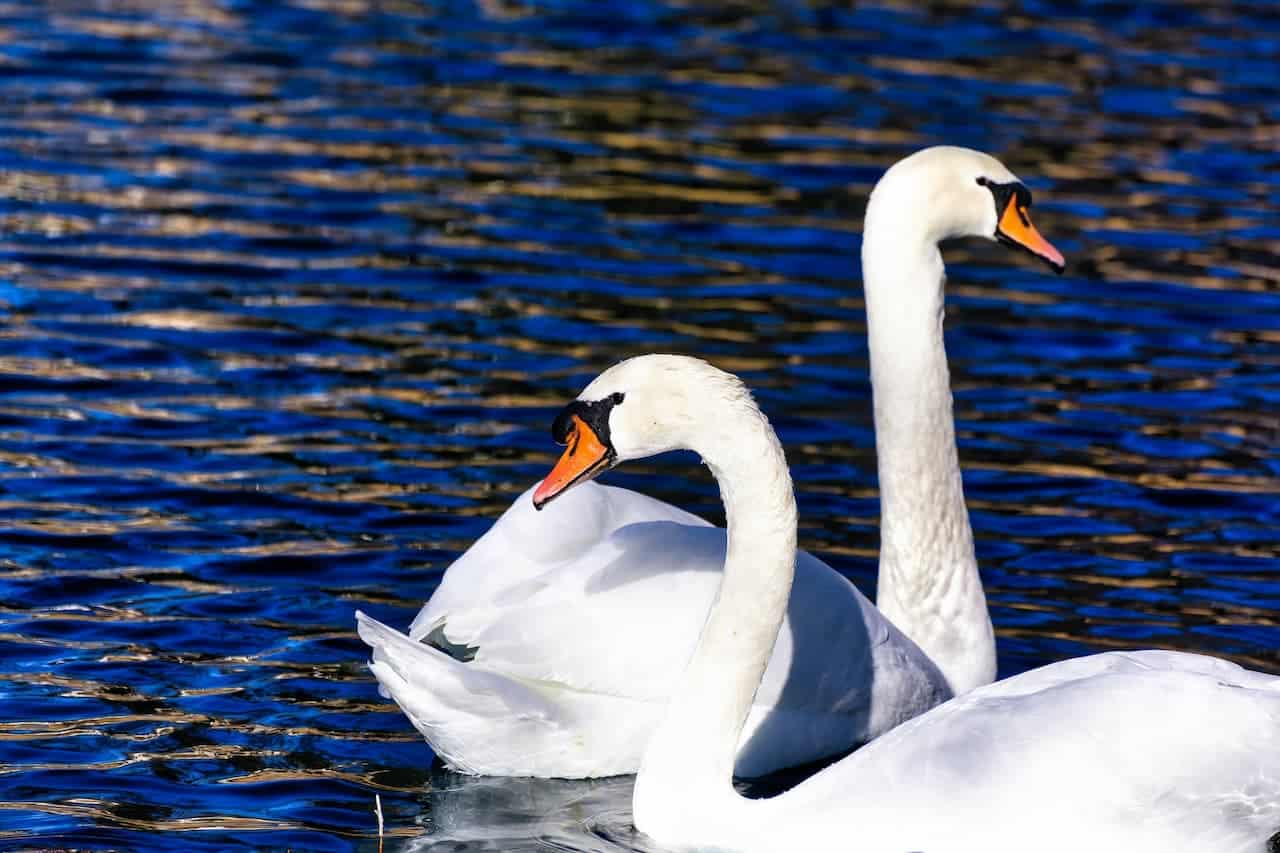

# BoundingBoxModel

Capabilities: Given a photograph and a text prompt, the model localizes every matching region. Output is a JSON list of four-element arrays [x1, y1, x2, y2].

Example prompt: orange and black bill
[[532, 414, 614, 509], [995, 194, 1065, 273]]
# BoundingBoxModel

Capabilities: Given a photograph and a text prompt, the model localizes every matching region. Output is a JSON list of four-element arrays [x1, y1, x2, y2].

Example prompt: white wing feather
[[360, 481, 952, 777]]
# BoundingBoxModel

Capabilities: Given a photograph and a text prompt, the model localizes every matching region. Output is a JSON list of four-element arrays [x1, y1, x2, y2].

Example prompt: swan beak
[[996, 196, 1065, 273], [532, 415, 614, 510]]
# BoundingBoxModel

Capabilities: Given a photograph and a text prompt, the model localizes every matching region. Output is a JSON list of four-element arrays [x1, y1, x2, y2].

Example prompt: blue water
[[0, 1, 1276, 849]]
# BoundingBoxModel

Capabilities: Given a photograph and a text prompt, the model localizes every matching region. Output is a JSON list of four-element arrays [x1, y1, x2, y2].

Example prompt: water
[[0, 0, 1276, 849]]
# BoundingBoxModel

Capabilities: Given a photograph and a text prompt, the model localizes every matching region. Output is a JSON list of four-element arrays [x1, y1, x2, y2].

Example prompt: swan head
[[531, 355, 749, 509], [868, 146, 1065, 273]]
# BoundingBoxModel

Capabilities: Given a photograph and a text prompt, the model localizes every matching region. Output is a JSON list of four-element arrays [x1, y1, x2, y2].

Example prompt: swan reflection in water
[[402, 765, 811, 852], [403, 766, 652, 852]]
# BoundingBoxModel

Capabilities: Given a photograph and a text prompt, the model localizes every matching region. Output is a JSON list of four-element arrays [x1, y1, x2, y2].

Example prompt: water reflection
[[406, 770, 650, 853], [402, 766, 821, 852], [0, 0, 1276, 849]]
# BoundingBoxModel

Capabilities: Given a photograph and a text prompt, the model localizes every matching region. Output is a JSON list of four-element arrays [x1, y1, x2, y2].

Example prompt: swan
[[537, 353, 1280, 853], [355, 145, 1066, 778]]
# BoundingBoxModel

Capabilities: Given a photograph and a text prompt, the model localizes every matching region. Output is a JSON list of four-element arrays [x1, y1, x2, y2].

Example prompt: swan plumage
[[356, 145, 1069, 778], [358, 478, 950, 777], [540, 353, 1280, 853]]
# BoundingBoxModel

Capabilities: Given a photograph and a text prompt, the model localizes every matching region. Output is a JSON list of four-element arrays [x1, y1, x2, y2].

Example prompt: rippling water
[[0, 0, 1276, 849]]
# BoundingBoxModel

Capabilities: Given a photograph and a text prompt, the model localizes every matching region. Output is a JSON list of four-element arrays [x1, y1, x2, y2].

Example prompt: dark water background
[[0, 1, 1276, 850]]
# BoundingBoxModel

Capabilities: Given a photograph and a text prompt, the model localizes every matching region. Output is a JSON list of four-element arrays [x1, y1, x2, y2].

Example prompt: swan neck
[[861, 197, 995, 694], [633, 393, 796, 837]]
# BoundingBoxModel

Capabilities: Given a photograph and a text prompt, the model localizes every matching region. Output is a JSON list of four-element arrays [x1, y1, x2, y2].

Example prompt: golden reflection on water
[[0, 0, 1275, 847]]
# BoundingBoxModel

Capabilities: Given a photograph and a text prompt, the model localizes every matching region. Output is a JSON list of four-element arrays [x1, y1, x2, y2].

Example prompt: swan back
[[777, 651, 1280, 853]]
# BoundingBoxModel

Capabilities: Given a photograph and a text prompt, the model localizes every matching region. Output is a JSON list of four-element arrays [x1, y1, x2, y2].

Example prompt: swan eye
[[550, 408, 576, 444], [549, 393, 624, 447], [977, 178, 1033, 221]]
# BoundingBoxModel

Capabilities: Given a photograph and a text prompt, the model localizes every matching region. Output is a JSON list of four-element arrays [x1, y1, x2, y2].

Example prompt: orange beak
[[532, 414, 614, 510], [996, 195, 1065, 273]]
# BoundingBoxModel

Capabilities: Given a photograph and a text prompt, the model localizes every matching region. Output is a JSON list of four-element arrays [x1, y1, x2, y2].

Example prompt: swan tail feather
[[355, 611, 570, 776]]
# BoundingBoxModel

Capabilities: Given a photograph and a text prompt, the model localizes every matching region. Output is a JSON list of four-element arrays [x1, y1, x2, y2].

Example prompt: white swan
[[355, 146, 1066, 778], [539, 354, 1280, 853]]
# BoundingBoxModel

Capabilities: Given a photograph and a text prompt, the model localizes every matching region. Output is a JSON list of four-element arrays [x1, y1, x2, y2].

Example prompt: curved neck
[[632, 392, 797, 840], [860, 190, 995, 694]]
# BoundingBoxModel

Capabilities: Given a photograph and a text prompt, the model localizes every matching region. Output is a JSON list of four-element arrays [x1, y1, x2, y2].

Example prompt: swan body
[[357, 481, 949, 777], [773, 649, 1280, 853], [544, 354, 1280, 853], [357, 145, 1070, 779]]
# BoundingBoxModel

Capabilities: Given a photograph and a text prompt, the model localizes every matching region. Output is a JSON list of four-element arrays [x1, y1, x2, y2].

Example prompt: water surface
[[0, 0, 1276, 849]]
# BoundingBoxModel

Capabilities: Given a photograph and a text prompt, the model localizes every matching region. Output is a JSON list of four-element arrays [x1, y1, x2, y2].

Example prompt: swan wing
[[433, 516, 729, 701], [421, 505, 947, 717], [410, 481, 710, 639], [365, 481, 951, 777], [781, 651, 1280, 853]]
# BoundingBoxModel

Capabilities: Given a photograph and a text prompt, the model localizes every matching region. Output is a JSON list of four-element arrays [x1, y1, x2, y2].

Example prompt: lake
[[0, 1, 1276, 850]]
